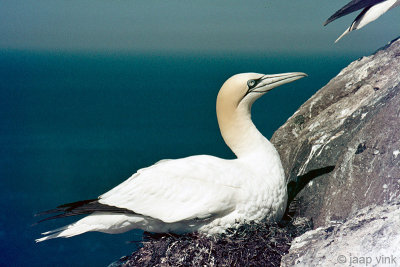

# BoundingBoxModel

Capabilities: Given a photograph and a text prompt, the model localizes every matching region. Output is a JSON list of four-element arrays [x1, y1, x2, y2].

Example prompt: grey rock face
[[271, 37, 400, 228], [281, 201, 400, 267]]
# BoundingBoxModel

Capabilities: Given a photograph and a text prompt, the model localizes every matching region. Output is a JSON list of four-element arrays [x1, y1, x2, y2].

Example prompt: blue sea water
[[0, 50, 363, 266]]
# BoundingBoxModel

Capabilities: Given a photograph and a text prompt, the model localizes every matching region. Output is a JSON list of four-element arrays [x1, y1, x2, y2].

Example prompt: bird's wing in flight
[[324, 0, 387, 25], [98, 156, 242, 223]]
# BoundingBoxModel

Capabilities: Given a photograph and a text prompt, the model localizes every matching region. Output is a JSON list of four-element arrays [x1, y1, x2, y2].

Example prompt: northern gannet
[[324, 0, 400, 42], [36, 72, 307, 242]]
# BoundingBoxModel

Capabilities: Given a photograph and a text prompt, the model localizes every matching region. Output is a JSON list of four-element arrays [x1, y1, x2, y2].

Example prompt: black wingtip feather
[[57, 199, 98, 209], [35, 198, 138, 224], [323, 19, 331, 26], [324, 0, 387, 26], [34, 199, 99, 217]]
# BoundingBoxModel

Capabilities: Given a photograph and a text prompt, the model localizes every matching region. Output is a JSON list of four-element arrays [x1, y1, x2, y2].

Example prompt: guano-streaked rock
[[271, 37, 400, 228], [281, 201, 400, 267]]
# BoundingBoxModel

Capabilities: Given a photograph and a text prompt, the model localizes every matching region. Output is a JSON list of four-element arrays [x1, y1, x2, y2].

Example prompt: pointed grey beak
[[249, 72, 308, 94]]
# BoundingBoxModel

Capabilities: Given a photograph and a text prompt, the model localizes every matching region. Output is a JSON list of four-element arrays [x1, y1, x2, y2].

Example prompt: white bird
[[35, 72, 307, 242], [324, 0, 400, 42]]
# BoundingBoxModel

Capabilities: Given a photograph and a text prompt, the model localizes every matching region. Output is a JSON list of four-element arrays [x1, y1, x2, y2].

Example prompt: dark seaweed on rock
[[110, 216, 312, 267]]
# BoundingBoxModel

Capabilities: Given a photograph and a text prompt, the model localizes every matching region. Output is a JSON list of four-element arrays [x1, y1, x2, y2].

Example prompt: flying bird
[[35, 72, 307, 242], [324, 0, 400, 42]]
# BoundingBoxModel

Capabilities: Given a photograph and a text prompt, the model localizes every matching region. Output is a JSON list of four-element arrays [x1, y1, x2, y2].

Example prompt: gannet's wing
[[324, 0, 387, 25], [99, 156, 243, 223]]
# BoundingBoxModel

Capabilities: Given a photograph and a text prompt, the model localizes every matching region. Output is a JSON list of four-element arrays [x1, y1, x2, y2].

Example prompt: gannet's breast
[[98, 154, 287, 234]]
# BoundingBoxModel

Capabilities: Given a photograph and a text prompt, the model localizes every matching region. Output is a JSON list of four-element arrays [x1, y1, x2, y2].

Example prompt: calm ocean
[[0, 50, 362, 266]]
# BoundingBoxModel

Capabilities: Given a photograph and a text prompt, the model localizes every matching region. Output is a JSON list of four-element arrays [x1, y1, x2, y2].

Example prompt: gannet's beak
[[248, 72, 307, 94]]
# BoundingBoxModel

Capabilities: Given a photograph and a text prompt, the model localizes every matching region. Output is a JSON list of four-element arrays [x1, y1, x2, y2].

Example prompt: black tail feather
[[35, 198, 137, 223]]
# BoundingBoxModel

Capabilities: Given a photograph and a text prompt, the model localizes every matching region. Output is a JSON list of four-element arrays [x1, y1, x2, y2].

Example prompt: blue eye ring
[[247, 80, 256, 88]]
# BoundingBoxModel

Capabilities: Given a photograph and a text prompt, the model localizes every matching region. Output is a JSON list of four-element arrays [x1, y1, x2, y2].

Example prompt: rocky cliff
[[271, 37, 400, 228], [274, 37, 400, 266], [112, 37, 400, 266], [281, 201, 400, 266]]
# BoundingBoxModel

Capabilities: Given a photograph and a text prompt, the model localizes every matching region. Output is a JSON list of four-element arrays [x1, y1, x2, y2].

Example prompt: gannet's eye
[[247, 80, 256, 88]]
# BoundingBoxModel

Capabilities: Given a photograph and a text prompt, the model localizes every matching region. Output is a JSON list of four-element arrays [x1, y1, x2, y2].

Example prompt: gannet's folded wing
[[324, 0, 387, 25], [98, 157, 242, 223]]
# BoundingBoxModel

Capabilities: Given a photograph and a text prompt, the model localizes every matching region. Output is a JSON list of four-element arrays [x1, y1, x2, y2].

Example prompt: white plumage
[[36, 72, 307, 242]]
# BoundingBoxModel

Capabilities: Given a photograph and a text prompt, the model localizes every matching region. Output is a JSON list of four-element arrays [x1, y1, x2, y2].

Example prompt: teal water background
[[0, 50, 363, 266]]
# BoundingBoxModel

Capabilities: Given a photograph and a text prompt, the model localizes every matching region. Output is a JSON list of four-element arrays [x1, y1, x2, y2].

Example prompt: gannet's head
[[216, 72, 307, 157], [217, 72, 307, 110]]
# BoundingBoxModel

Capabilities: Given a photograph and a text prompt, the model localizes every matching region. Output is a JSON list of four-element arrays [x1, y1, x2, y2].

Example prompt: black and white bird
[[324, 0, 400, 42], [35, 72, 307, 242]]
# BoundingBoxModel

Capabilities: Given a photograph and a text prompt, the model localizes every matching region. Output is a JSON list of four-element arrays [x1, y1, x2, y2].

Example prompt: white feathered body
[[336, 0, 399, 42], [37, 139, 286, 241], [353, 0, 397, 30]]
